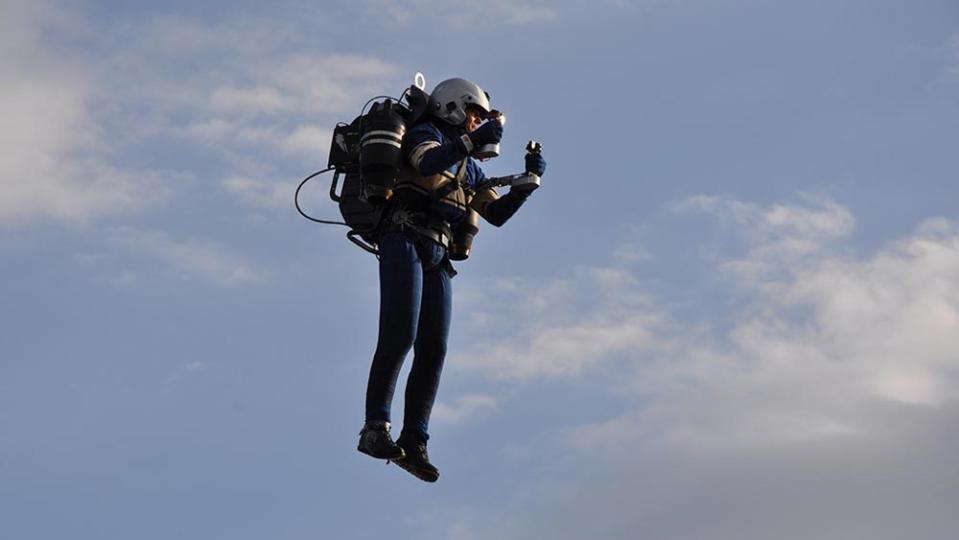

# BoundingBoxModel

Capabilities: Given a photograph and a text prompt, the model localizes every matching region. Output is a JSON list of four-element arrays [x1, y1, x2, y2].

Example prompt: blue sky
[[2, 1, 958, 538]]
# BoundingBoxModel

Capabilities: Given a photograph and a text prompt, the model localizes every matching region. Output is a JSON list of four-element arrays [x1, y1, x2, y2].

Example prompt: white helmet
[[428, 78, 491, 126]]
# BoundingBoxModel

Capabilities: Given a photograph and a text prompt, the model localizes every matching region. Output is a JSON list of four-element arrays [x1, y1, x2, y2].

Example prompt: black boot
[[357, 421, 405, 461], [395, 434, 440, 483]]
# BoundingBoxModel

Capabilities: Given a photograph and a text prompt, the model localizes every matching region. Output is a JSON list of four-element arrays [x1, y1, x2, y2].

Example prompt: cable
[[360, 95, 403, 117], [294, 167, 349, 226], [356, 94, 403, 138], [294, 97, 399, 227], [295, 94, 410, 254]]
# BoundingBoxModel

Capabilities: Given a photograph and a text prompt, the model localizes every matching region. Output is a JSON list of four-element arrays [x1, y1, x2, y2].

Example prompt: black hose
[[294, 167, 349, 226]]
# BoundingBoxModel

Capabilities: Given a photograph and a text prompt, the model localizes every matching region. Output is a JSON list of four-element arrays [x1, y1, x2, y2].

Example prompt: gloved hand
[[525, 152, 546, 177], [512, 142, 545, 195], [467, 117, 504, 147]]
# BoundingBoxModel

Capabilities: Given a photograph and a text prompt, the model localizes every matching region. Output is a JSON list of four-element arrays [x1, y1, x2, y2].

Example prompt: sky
[[2, 0, 958, 538]]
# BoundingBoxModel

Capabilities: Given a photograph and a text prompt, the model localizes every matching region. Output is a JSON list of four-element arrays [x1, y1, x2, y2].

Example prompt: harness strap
[[383, 208, 456, 276], [384, 208, 452, 249], [431, 158, 469, 203]]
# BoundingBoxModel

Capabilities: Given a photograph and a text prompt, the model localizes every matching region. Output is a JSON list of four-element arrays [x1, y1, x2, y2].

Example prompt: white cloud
[[110, 227, 266, 286], [612, 242, 654, 263], [166, 361, 208, 384], [145, 51, 397, 202], [221, 176, 298, 210], [2, 5, 401, 227], [102, 27, 399, 132], [447, 197, 959, 539], [210, 85, 293, 115], [947, 33, 959, 79], [194, 54, 398, 120], [432, 394, 498, 424], [675, 194, 854, 245], [675, 194, 855, 282], [0, 2, 168, 226], [458, 314, 660, 379], [280, 125, 334, 157], [453, 267, 662, 380], [579, 198, 957, 447], [264, 55, 401, 116], [361, 0, 559, 26]]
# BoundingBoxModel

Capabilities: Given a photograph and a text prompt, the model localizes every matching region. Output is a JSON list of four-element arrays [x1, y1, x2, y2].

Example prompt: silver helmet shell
[[428, 78, 491, 126]]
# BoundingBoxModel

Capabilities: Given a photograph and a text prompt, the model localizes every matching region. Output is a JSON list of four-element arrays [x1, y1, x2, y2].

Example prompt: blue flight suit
[[364, 119, 529, 443]]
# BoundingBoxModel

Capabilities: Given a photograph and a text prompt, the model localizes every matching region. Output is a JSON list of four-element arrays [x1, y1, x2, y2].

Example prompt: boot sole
[[394, 459, 440, 482], [358, 445, 406, 461]]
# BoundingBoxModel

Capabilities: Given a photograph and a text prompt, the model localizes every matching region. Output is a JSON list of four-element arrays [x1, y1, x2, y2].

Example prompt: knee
[[414, 338, 447, 362], [378, 327, 416, 356]]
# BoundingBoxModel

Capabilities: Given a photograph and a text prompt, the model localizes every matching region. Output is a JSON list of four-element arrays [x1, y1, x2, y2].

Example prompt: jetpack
[[295, 73, 432, 255]]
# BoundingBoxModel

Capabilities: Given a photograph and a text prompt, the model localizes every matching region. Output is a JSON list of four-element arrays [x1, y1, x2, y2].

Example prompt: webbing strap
[[433, 158, 469, 201]]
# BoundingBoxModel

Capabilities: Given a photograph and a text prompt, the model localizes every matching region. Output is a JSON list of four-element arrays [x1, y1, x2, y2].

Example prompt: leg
[[364, 232, 422, 424], [402, 245, 453, 443]]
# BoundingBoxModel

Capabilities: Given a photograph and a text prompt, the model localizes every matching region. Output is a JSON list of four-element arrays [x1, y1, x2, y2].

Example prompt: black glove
[[512, 142, 545, 195], [525, 152, 546, 177], [467, 118, 503, 147]]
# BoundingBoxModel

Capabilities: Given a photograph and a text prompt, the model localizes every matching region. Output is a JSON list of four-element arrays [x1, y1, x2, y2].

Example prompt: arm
[[476, 189, 530, 227], [408, 120, 504, 176], [413, 142, 467, 176], [473, 143, 545, 227], [470, 164, 530, 228], [407, 124, 464, 176]]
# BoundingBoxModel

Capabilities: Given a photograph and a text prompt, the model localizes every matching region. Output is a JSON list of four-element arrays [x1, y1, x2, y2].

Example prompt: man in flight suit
[[357, 78, 546, 482]]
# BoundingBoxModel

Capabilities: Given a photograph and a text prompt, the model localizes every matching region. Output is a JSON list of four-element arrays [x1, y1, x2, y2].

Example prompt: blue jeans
[[365, 231, 452, 442]]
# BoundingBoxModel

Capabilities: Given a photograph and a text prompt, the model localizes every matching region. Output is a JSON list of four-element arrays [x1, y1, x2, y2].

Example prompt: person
[[356, 78, 546, 482]]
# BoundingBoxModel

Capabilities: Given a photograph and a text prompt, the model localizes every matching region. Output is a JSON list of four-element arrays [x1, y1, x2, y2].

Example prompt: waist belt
[[385, 208, 452, 249]]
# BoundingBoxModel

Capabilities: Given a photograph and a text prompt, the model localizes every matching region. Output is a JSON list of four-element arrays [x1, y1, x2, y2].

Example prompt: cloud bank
[[449, 196, 959, 539], [108, 227, 266, 286], [1, 3, 401, 227], [0, 2, 167, 225], [361, 0, 559, 27]]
